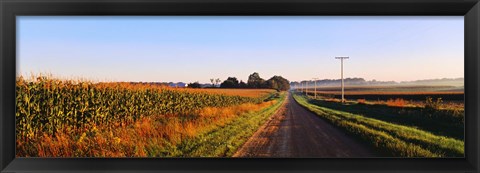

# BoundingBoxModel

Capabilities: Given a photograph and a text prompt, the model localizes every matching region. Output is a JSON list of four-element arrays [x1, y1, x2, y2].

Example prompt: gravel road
[[233, 93, 376, 157]]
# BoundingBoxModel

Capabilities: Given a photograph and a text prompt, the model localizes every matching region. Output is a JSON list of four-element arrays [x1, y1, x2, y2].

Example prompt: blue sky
[[17, 16, 464, 83]]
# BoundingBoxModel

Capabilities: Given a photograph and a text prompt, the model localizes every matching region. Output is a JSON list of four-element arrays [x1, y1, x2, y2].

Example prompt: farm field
[[15, 76, 465, 157], [16, 76, 284, 157], [16, 16, 465, 159], [175, 88, 276, 98], [300, 85, 463, 92], [292, 92, 464, 157], [298, 85, 464, 105]]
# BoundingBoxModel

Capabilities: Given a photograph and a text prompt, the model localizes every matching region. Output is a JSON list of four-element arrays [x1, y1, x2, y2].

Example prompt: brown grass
[[20, 75, 275, 99], [95, 82, 275, 98], [315, 91, 463, 95], [386, 98, 407, 108], [183, 88, 276, 98], [357, 99, 367, 105], [325, 98, 342, 103]]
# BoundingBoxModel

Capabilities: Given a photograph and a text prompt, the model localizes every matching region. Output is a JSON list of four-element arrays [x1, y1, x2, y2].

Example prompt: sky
[[17, 16, 464, 83]]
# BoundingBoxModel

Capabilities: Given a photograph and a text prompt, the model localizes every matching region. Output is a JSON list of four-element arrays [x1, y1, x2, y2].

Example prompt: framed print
[[1, 0, 479, 172]]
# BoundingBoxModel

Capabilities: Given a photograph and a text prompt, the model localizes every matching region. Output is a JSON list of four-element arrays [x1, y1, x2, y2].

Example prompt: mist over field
[[292, 77, 464, 88]]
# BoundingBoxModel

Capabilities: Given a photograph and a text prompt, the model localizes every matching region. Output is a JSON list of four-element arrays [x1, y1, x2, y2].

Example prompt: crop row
[[16, 76, 269, 141]]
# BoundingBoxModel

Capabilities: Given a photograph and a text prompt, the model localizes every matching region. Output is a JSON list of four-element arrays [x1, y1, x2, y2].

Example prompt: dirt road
[[233, 93, 376, 157]]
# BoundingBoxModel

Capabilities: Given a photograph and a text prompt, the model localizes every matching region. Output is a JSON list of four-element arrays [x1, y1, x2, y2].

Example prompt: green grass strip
[[293, 93, 464, 157], [161, 92, 287, 157]]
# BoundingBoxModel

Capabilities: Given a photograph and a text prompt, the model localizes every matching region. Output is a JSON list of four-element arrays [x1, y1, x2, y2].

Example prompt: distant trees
[[265, 76, 290, 91], [177, 74, 289, 90], [208, 78, 222, 87], [220, 77, 240, 88], [187, 82, 202, 88], [217, 72, 290, 91], [247, 72, 266, 88], [239, 80, 248, 88], [210, 78, 215, 87], [215, 78, 221, 87], [185, 73, 291, 90]]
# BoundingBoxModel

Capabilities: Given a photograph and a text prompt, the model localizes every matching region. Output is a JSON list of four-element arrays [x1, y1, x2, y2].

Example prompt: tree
[[215, 78, 221, 87], [220, 77, 239, 88], [239, 80, 248, 88], [247, 72, 266, 88], [210, 78, 215, 87], [265, 76, 290, 91], [187, 82, 202, 88], [266, 79, 279, 90]]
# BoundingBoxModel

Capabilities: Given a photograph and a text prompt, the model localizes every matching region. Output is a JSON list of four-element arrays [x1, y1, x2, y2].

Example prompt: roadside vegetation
[[302, 96, 464, 140], [293, 92, 464, 157], [299, 85, 464, 102], [170, 92, 285, 157]]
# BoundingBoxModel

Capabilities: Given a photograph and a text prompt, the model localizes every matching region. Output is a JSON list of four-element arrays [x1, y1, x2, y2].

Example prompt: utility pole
[[305, 81, 308, 95], [296, 83, 299, 92], [300, 81, 302, 93], [306, 80, 310, 96], [335, 56, 349, 103], [299, 82, 301, 92], [297, 83, 300, 92], [306, 81, 308, 94], [312, 78, 318, 99], [298, 82, 300, 92], [303, 81, 306, 94]]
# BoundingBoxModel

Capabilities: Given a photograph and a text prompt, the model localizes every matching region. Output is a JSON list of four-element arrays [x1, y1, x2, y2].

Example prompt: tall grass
[[293, 93, 464, 157], [386, 98, 407, 107], [172, 93, 286, 157]]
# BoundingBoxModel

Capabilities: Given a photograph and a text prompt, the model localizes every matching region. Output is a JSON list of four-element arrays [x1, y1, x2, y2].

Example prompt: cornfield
[[16, 76, 273, 143]]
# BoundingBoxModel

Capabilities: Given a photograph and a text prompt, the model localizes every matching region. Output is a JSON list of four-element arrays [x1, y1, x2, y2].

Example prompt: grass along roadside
[[305, 97, 464, 140], [169, 92, 287, 157], [293, 93, 464, 157]]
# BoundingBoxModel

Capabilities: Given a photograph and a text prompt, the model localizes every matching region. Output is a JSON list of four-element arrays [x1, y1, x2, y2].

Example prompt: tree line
[[188, 72, 290, 91]]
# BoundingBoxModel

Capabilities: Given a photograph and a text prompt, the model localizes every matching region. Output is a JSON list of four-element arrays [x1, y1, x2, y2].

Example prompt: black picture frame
[[1, 0, 479, 172]]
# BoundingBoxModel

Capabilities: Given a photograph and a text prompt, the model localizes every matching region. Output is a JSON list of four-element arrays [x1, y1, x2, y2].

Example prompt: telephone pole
[[305, 81, 308, 95], [335, 56, 349, 103], [300, 82, 303, 92], [312, 78, 318, 99], [302, 81, 305, 94], [303, 81, 307, 94], [306, 81, 309, 96], [298, 82, 301, 92]]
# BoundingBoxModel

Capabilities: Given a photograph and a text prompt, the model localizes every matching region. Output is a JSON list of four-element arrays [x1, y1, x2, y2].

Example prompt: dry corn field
[[15, 76, 281, 157], [182, 88, 276, 98]]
